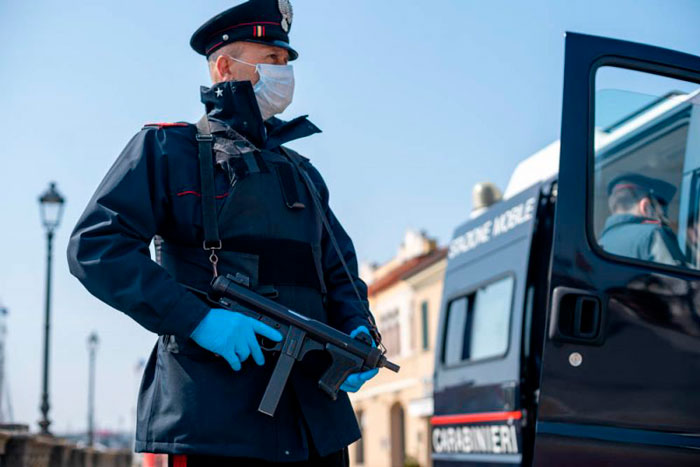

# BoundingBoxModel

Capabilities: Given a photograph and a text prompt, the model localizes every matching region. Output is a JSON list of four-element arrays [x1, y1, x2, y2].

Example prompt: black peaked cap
[[190, 0, 298, 60], [608, 173, 677, 205]]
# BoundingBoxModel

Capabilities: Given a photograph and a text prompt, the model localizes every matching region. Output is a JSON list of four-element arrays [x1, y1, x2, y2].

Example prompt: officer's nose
[[276, 49, 290, 66]]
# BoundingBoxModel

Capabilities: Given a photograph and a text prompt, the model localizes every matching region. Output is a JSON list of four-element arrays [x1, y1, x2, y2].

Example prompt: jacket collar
[[201, 81, 321, 149], [602, 213, 659, 233], [265, 115, 322, 150], [201, 81, 266, 147]]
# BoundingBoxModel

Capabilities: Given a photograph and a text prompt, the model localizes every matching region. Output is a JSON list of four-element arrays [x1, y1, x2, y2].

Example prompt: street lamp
[[38, 182, 65, 435], [87, 332, 99, 447], [0, 304, 8, 424]]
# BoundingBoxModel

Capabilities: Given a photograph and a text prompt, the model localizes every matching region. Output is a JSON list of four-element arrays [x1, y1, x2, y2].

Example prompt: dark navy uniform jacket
[[67, 81, 373, 461], [599, 213, 686, 266]]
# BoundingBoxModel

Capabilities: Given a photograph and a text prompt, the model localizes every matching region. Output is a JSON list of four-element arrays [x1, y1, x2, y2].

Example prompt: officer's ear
[[639, 197, 654, 217], [213, 55, 235, 83]]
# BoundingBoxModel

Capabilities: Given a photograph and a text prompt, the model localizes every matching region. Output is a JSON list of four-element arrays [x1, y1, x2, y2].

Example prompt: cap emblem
[[278, 0, 293, 32]]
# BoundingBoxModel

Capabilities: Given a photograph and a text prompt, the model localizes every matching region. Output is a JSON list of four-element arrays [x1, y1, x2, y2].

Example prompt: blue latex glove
[[190, 308, 283, 371], [340, 326, 379, 393]]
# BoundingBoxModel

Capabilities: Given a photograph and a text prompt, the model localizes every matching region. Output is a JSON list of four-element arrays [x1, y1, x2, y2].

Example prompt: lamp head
[[38, 182, 66, 232]]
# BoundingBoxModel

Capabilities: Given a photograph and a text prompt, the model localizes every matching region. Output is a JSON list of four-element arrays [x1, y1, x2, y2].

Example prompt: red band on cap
[[206, 41, 225, 54], [206, 22, 282, 54], [612, 183, 640, 192], [213, 21, 280, 36]]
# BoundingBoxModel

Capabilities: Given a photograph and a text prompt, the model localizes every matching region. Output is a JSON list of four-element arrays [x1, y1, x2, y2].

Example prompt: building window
[[380, 309, 401, 357], [355, 410, 365, 464], [421, 301, 429, 350]]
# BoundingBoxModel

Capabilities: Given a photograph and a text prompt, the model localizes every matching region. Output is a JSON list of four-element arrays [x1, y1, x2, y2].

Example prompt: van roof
[[502, 90, 699, 200]]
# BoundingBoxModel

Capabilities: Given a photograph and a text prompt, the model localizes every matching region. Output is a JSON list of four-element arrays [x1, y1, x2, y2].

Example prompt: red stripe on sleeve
[[144, 122, 189, 128], [176, 190, 230, 200]]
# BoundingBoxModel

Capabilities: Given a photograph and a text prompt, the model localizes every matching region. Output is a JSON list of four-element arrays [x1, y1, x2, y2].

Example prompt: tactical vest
[[159, 118, 329, 330]]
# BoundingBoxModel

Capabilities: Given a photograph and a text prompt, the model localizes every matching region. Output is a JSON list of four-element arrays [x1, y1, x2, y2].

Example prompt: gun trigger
[[260, 336, 283, 352]]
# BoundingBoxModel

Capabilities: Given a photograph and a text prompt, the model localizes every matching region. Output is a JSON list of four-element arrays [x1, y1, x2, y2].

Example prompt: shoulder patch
[[142, 122, 190, 130]]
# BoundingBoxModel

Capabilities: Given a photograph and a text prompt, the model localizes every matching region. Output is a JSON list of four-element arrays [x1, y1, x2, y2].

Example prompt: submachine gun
[[211, 273, 401, 417]]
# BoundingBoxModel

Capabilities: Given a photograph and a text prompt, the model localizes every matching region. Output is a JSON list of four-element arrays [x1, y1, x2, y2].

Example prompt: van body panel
[[432, 185, 542, 465]]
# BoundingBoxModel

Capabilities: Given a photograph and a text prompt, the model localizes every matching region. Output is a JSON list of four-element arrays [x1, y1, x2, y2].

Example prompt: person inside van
[[599, 173, 686, 266]]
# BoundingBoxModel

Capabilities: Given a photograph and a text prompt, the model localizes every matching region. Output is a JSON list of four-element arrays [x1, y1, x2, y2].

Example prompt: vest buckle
[[203, 240, 222, 250]]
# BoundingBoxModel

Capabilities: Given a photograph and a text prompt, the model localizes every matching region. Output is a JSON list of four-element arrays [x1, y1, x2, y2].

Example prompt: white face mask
[[228, 56, 295, 121]]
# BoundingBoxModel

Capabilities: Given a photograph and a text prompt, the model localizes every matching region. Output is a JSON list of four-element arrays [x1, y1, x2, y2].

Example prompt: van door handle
[[548, 286, 603, 343]]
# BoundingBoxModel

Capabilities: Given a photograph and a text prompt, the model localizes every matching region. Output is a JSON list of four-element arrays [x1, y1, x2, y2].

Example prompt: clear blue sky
[[0, 0, 698, 434]]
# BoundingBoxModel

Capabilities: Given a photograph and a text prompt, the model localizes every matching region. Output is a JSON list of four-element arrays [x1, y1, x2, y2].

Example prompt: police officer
[[599, 173, 686, 266], [67, 1, 380, 465]]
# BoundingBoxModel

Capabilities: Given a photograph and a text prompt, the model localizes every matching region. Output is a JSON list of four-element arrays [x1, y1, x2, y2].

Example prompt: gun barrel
[[382, 359, 400, 373]]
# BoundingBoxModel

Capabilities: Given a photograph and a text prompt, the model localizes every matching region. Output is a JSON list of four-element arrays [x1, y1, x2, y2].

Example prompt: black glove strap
[[196, 116, 222, 275]]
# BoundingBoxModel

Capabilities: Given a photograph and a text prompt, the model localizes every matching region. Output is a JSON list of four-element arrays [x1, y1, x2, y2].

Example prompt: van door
[[534, 33, 700, 465]]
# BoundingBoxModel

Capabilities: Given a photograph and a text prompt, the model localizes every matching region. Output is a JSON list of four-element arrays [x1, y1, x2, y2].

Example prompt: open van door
[[534, 33, 700, 465]]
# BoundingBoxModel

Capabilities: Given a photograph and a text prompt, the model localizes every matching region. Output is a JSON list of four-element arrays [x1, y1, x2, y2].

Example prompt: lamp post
[[87, 332, 99, 447], [0, 304, 7, 423], [38, 182, 65, 435]]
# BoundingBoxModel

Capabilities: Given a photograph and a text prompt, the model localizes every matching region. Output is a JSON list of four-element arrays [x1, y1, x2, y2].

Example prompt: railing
[[0, 426, 132, 467]]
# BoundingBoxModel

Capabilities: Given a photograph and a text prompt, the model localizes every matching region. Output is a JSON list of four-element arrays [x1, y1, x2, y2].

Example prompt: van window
[[442, 276, 514, 366], [593, 66, 700, 270]]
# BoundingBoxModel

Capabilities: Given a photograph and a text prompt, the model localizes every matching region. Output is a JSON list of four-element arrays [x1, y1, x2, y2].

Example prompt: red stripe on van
[[431, 410, 522, 426]]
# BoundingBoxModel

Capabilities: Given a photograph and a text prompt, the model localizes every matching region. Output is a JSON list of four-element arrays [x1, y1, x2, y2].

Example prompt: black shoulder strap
[[196, 116, 222, 277], [280, 147, 382, 345]]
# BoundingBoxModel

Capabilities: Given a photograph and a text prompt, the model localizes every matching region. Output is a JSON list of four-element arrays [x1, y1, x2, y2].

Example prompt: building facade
[[349, 230, 446, 467]]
